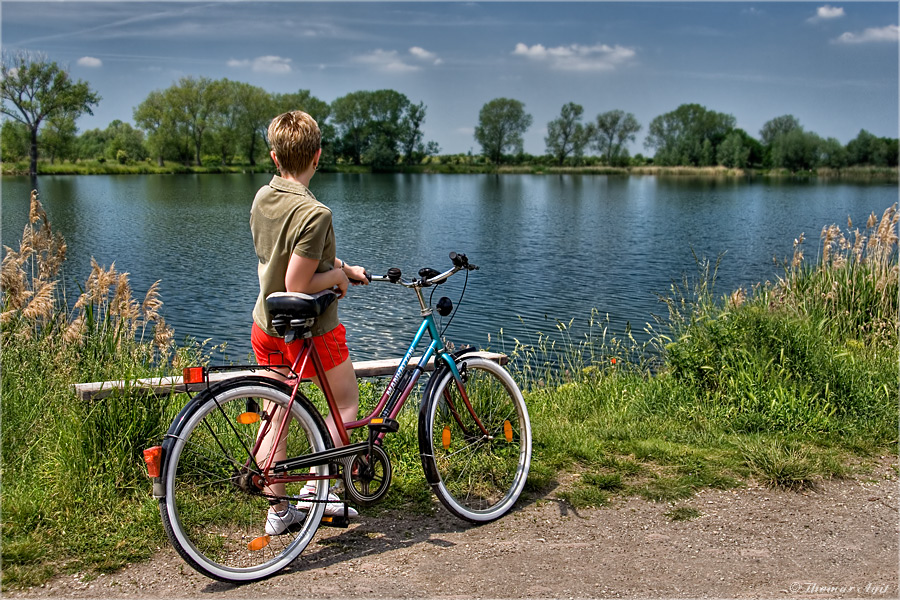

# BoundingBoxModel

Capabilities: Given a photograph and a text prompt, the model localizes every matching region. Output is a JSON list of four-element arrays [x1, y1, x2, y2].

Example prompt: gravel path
[[12, 457, 898, 600]]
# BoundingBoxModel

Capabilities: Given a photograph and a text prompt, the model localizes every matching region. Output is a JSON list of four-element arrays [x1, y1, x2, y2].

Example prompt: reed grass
[[1, 191, 896, 589]]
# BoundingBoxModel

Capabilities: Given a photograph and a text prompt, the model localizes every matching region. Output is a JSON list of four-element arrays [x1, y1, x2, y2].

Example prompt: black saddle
[[266, 291, 337, 342]]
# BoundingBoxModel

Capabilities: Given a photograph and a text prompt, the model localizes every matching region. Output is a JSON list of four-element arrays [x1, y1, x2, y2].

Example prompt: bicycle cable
[[439, 268, 468, 337]]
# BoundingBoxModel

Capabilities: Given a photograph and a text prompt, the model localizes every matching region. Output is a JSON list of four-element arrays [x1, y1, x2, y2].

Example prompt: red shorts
[[251, 322, 349, 378]]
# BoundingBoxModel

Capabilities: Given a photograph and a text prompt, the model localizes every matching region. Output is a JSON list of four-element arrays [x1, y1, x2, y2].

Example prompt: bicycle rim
[[162, 382, 329, 582], [421, 357, 531, 523]]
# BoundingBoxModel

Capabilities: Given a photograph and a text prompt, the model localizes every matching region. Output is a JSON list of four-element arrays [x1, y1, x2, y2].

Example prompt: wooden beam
[[72, 351, 508, 401]]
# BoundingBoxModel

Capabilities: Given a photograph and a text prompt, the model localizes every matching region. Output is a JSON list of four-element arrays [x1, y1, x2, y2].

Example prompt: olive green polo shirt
[[250, 175, 338, 337]]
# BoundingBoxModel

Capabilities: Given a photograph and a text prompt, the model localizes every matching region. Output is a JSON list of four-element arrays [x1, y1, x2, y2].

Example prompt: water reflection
[[3, 173, 895, 365]]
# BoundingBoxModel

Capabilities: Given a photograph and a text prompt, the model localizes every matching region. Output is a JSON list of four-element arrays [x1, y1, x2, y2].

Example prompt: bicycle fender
[[157, 376, 295, 490], [417, 347, 479, 485]]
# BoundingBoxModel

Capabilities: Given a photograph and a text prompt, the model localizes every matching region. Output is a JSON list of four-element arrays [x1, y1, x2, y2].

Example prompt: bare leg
[[311, 357, 360, 448], [256, 399, 289, 511]]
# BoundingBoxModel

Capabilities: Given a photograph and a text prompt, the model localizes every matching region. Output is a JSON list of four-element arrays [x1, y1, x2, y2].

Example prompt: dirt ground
[[11, 457, 898, 600]]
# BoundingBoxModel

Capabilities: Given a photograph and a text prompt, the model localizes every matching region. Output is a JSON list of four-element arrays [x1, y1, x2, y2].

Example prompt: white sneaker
[[296, 484, 359, 518], [265, 505, 307, 536]]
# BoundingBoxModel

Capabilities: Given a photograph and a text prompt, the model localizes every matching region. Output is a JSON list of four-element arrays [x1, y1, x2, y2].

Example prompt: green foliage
[[593, 109, 641, 167], [544, 102, 591, 166], [1, 50, 101, 175], [1, 119, 29, 161], [645, 104, 736, 166], [475, 97, 533, 164]]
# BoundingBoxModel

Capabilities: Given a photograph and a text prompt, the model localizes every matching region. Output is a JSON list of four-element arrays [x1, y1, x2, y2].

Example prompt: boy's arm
[[285, 254, 350, 298], [335, 259, 369, 285]]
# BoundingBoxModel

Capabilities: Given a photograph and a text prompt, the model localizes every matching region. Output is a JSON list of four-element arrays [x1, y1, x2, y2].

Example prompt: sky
[[2, 1, 898, 155]]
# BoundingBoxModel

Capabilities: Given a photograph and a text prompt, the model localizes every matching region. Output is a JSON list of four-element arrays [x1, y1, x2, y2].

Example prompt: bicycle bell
[[436, 296, 453, 316]]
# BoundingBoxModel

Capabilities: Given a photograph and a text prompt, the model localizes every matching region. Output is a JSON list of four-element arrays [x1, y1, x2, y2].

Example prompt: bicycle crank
[[341, 445, 392, 506]]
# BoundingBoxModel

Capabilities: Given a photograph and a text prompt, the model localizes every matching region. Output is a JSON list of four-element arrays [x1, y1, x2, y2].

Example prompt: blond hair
[[267, 111, 321, 176]]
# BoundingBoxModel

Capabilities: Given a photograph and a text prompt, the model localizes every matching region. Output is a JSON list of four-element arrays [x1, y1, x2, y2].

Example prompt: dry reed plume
[[2, 190, 173, 355], [770, 203, 899, 347]]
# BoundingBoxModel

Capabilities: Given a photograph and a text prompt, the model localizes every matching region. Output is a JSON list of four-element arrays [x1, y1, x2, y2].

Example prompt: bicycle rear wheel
[[160, 378, 331, 582], [419, 357, 531, 523]]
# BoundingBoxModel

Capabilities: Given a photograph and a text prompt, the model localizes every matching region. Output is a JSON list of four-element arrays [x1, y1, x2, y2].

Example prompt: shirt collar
[[269, 175, 311, 196]]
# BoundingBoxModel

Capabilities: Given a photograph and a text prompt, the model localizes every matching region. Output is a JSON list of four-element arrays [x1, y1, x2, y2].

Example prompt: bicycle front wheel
[[419, 357, 532, 523], [161, 378, 331, 582]]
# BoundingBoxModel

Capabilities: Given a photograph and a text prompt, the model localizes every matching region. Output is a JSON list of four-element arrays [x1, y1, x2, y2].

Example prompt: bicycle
[[143, 251, 532, 583]]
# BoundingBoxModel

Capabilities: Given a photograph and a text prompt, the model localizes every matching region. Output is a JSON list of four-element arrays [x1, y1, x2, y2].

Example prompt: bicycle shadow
[[200, 492, 557, 593]]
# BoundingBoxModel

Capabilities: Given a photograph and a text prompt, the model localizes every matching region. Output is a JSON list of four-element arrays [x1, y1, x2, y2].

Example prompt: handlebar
[[369, 251, 478, 288]]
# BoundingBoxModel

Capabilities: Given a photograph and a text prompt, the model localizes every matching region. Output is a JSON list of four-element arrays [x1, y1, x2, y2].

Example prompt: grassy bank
[[2, 192, 897, 589], [3, 159, 897, 182]]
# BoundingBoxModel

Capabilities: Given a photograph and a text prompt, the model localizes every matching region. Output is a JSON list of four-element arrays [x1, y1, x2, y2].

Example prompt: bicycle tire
[[160, 377, 331, 582], [419, 356, 531, 523]]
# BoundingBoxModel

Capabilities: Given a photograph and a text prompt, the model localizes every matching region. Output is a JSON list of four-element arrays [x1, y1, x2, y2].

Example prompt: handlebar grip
[[449, 251, 478, 271], [348, 271, 372, 285]]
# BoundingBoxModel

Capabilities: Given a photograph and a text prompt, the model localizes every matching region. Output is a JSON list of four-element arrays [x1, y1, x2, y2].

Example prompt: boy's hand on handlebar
[[344, 264, 370, 285]]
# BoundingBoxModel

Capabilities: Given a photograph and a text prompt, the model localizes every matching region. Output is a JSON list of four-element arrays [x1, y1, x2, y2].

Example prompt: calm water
[[2, 173, 896, 363]]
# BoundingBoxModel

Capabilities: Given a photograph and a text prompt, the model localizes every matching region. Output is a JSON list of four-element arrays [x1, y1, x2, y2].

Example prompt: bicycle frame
[[255, 284, 467, 489]]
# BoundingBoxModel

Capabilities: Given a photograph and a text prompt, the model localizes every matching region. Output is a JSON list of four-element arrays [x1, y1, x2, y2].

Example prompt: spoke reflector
[[237, 412, 260, 425], [248, 535, 270, 551], [442, 425, 451, 449], [504, 420, 513, 442]]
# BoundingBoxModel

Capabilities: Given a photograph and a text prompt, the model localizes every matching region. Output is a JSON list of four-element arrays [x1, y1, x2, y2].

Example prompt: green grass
[[2, 192, 897, 589]]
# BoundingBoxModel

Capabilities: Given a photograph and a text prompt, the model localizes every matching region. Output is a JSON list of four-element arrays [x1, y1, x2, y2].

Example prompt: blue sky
[[3, 1, 897, 155]]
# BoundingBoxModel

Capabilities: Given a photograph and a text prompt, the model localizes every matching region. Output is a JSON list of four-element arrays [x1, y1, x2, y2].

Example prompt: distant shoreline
[[2, 162, 897, 182]]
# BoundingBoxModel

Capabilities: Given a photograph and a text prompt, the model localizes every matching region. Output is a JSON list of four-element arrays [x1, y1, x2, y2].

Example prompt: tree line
[[2, 52, 897, 177]]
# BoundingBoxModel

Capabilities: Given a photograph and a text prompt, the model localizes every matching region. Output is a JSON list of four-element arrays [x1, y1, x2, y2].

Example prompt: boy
[[250, 110, 367, 535]]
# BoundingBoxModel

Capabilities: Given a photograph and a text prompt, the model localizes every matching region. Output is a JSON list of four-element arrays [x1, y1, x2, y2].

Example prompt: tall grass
[[1, 191, 201, 588], [2, 192, 897, 589]]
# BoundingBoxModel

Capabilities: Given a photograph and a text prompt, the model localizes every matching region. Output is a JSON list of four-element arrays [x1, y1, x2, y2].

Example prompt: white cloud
[[409, 46, 443, 65], [227, 55, 292, 73], [811, 5, 845, 21], [835, 24, 899, 44], [513, 42, 635, 71], [355, 49, 420, 73], [77, 56, 103, 68]]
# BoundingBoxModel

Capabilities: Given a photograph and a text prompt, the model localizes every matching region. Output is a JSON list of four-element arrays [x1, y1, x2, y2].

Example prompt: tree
[[134, 88, 188, 166], [331, 91, 373, 165], [169, 76, 221, 165], [545, 102, 591, 166], [365, 89, 410, 169], [769, 128, 823, 171], [846, 129, 897, 167], [644, 104, 735, 166], [1, 119, 29, 161], [819, 137, 848, 169], [1, 51, 100, 176], [716, 130, 751, 168], [759, 114, 801, 147], [593, 109, 641, 167], [105, 120, 148, 163], [474, 98, 532, 164], [232, 82, 273, 165], [40, 111, 77, 163], [400, 101, 427, 165]]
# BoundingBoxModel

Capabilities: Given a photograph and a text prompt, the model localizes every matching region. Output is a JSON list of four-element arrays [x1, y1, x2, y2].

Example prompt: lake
[[2, 173, 896, 364]]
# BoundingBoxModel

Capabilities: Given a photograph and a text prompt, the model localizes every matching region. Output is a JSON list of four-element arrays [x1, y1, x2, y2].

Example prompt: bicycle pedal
[[368, 417, 399, 433], [320, 515, 350, 528]]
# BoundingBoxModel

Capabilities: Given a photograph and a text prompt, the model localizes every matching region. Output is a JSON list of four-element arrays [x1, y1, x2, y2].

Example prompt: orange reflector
[[237, 412, 260, 425], [503, 420, 513, 443], [371, 418, 383, 424], [143, 446, 162, 478], [322, 516, 333, 523], [442, 425, 451, 449], [183, 367, 205, 384], [247, 535, 270, 551]]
